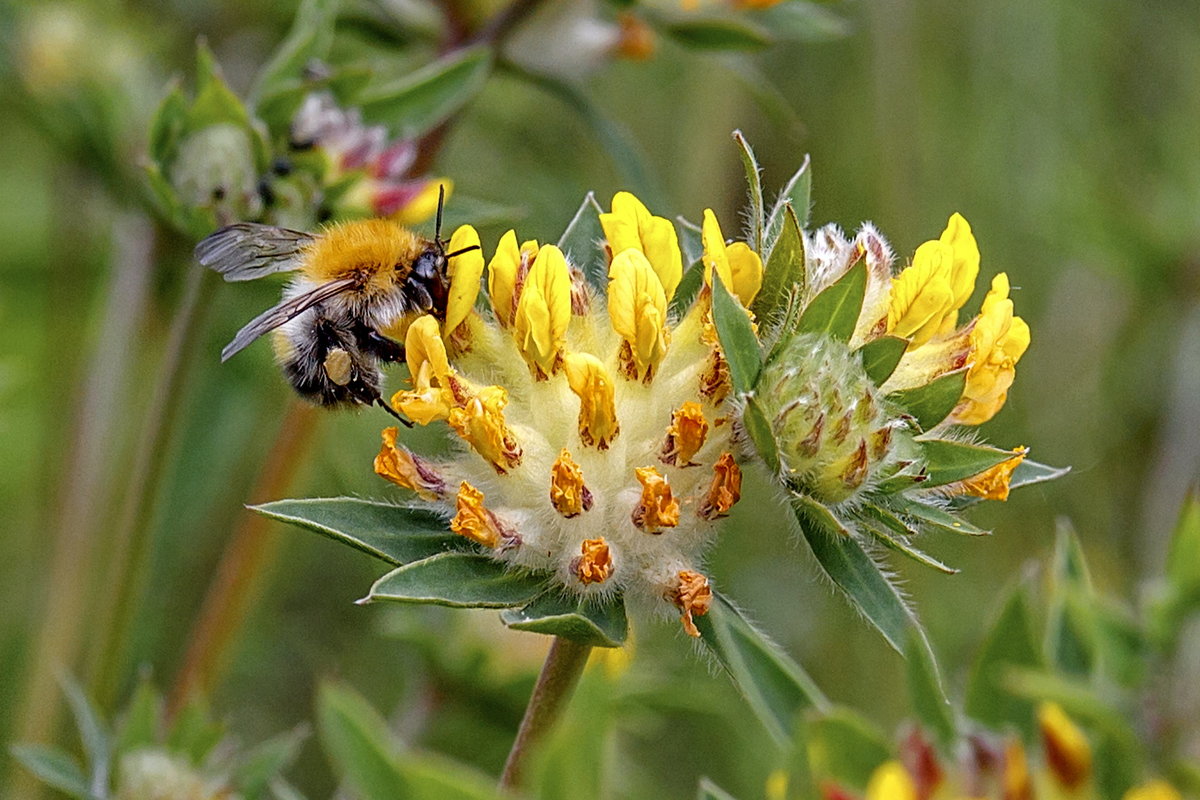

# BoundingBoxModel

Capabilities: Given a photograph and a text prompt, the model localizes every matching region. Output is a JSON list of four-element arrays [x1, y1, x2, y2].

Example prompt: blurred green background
[[2, 0, 1198, 797]]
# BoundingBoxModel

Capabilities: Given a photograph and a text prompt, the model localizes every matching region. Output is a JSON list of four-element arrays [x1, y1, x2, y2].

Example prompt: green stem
[[498, 636, 592, 793], [88, 262, 218, 708]]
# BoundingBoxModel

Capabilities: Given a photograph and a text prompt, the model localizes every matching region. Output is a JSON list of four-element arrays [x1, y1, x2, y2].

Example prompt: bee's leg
[[357, 326, 406, 363], [376, 397, 414, 427], [345, 372, 413, 427]]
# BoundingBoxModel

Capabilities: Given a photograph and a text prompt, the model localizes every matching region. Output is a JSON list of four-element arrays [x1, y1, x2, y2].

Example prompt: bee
[[196, 189, 477, 421]]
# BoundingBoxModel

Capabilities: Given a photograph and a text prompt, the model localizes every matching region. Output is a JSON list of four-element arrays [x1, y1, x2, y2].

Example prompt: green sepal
[[857, 509, 958, 574], [115, 679, 162, 754], [791, 493, 913, 653], [252, 498, 464, 566], [710, 272, 763, 395], [695, 591, 829, 744], [359, 46, 492, 138], [235, 726, 309, 800], [732, 130, 765, 252], [365, 552, 548, 609], [754, 202, 805, 322], [188, 41, 254, 133], [166, 695, 224, 763], [500, 591, 628, 647], [904, 626, 957, 750], [148, 80, 189, 166], [856, 336, 907, 386], [743, 397, 781, 474], [892, 496, 988, 537], [661, 16, 773, 52], [677, 216, 703, 267], [805, 708, 891, 791], [9, 746, 89, 799], [795, 260, 866, 343], [915, 439, 1018, 488], [696, 777, 740, 800], [887, 368, 968, 431], [766, 154, 811, 235], [557, 191, 607, 290], [669, 259, 705, 319], [251, 0, 341, 107], [963, 582, 1042, 737]]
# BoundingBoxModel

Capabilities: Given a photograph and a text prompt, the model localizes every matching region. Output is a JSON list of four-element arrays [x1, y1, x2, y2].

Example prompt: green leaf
[[669, 259, 705, 318], [61, 677, 109, 792], [696, 777, 741, 800], [710, 272, 763, 395], [857, 512, 958, 575], [677, 216, 703, 266], [359, 47, 492, 138], [116, 679, 162, 754], [964, 583, 1042, 737], [148, 80, 188, 165], [887, 368, 968, 431], [317, 682, 407, 800], [396, 753, 502, 800], [187, 41, 253, 132], [9, 745, 89, 798], [742, 398, 781, 474], [892, 497, 987, 537], [916, 440, 1017, 489], [695, 591, 829, 744], [1009, 458, 1072, 490], [795, 260, 866, 343], [1165, 490, 1200, 604], [904, 627, 957, 750], [367, 552, 547, 609], [767, 154, 812, 235], [251, 0, 341, 106], [252, 498, 462, 566], [500, 591, 628, 647], [557, 192, 607, 289], [662, 17, 773, 51], [792, 493, 912, 652], [754, 203, 805, 322], [236, 727, 308, 800], [757, 2, 851, 42], [856, 336, 908, 386], [806, 709, 891, 791], [732, 130, 765, 252], [166, 696, 224, 763], [254, 66, 374, 133], [1046, 524, 1096, 677]]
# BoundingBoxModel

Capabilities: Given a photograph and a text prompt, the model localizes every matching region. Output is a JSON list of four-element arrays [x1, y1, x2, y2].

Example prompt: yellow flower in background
[[600, 191, 682, 301], [1124, 781, 1183, 800], [865, 761, 917, 800], [952, 273, 1030, 425], [701, 208, 762, 306], [1038, 702, 1092, 790]]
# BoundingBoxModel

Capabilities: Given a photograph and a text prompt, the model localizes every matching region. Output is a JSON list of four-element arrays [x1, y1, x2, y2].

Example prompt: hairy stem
[[167, 401, 320, 719], [499, 636, 593, 792]]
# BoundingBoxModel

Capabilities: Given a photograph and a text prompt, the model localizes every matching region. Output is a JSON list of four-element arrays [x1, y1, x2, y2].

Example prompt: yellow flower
[[373, 427, 446, 500], [700, 452, 742, 520], [887, 213, 981, 347], [550, 449, 593, 517], [487, 230, 539, 328], [513, 244, 571, 378], [450, 482, 514, 549], [1038, 702, 1092, 790], [668, 570, 712, 638], [951, 273, 1030, 425], [562, 352, 621, 449], [631, 466, 680, 533], [447, 385, 523, 474], [390, 179, 450, 226], [937, 212, 981, 333], [608, 249, 670, 381], [866, 761, 917, 800], [443, 224, 484, 336], [600, 191, 682, 301], [1123, 781, 1183, 800], [701, 208, 763, 306], [572, 538, 614, 585], [959, 446, 1028, 500], [659, 402, 709, 467], [391, 315, 456, 424]]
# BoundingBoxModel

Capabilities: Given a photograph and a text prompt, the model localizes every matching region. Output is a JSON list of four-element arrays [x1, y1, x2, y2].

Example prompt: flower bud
[[169, 123, 263, 221]]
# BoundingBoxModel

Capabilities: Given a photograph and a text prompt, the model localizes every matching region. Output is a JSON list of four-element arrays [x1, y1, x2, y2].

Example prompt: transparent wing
[[196, 223, 318, 282], [221, 277, 359, 362]]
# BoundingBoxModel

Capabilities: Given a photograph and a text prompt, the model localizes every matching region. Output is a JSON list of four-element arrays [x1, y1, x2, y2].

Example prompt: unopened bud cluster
[[757, 333, 897, 504]]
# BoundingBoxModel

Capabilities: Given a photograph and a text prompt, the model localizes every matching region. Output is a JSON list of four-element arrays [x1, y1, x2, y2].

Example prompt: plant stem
[[166, 400, 320, 719], [499, 636, 592, 792], [88, 262, 218, 709]]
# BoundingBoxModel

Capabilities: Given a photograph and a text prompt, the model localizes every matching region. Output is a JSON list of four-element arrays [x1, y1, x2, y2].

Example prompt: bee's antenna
[[434, 184, 446, 249], [444, 244, 481, 260]]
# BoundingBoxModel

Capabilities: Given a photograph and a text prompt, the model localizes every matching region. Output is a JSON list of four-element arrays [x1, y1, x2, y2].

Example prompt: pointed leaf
[[916, 440, 1016, 488], [148, 80, 188, 165], [806, 708, 891, 790], [792, 493, 912, 652], [251, 0, 341, 105], [696, 777, 741, 800], [767, 154, 812, 236], [501, 592, 628, 647], [669, 259, 705, 318], [252, 498, 462, 566], [1010, 458, 1071, 490], [856, 336, 908, 386], [664, 17, 773, 51], [858, 515, 958, 575], [796, 260, 866, 342], [1165, 490, 1200, 601], [557, 192, 607, 289], [743, 397, 781, 474], [893, 496, 987, 537], [1047, 524, 1097, 676], [360, 47, 492, 137], [366, 552, 547, 608], [396, 753, 502, 800], [61, 677, 109, 794], [677, 217, 703, 267], [964, 583, 1042, 737], [9, 745, 89, 798], [710, 272, 763, 394], [904, 627, 957, 750], [317, 682, 406, 800], [695, 591, 828, 744], [188, 42, 254, 132], [887, 368, 968, 431], [237, 727, 309, 800], [732, 130, 765, 252], [116, 679, 162, 754], [754, 203, 805, 321], [167, 696, 223, 762]]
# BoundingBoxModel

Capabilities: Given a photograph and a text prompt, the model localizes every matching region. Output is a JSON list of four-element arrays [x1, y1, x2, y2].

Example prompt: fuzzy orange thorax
[[303, 219, 429, 291]]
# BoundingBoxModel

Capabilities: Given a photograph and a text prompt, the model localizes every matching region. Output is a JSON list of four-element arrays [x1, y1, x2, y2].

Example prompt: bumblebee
[[196, 192, 476, 419]]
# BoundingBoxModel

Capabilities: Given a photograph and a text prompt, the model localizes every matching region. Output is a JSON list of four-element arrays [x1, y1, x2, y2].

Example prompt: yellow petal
[[572, 537, 613, 585], [940, 212, 981, 312], [513, 244, 571, 378], [450, 481, 514, 549], [726, 241, 763, 307], [887, 239, 956, 347], [550, 448, 593, 517], [951, 273, 1030, 425], [631, 466, 680, 533], [600, 191, 682, 301], [391, 315, 455, 423], [443, 224, 483, 336], [659, 402, 709, 467], [447, 384, 522, 474], [1123, 781, 1183, 800], [487, 230, 521, 327], [389, 179, 450, 226], [866, 762, 917, 800], [699, 452, 742, 520], [701, 208, 735, 294], [958, 446, 1027, 501], [563, 352, 621, 449], [667, 570, 711, 638], [404, 314, 451, 382], [607, 248, 669, 381], [373, 427, 446, 500], [1039, 702, 1092, 790]]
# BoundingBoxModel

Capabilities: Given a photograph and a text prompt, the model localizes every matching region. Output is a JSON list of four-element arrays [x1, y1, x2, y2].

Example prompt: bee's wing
[[196, 223, 319, 282], [221, 276, 359, 362]]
